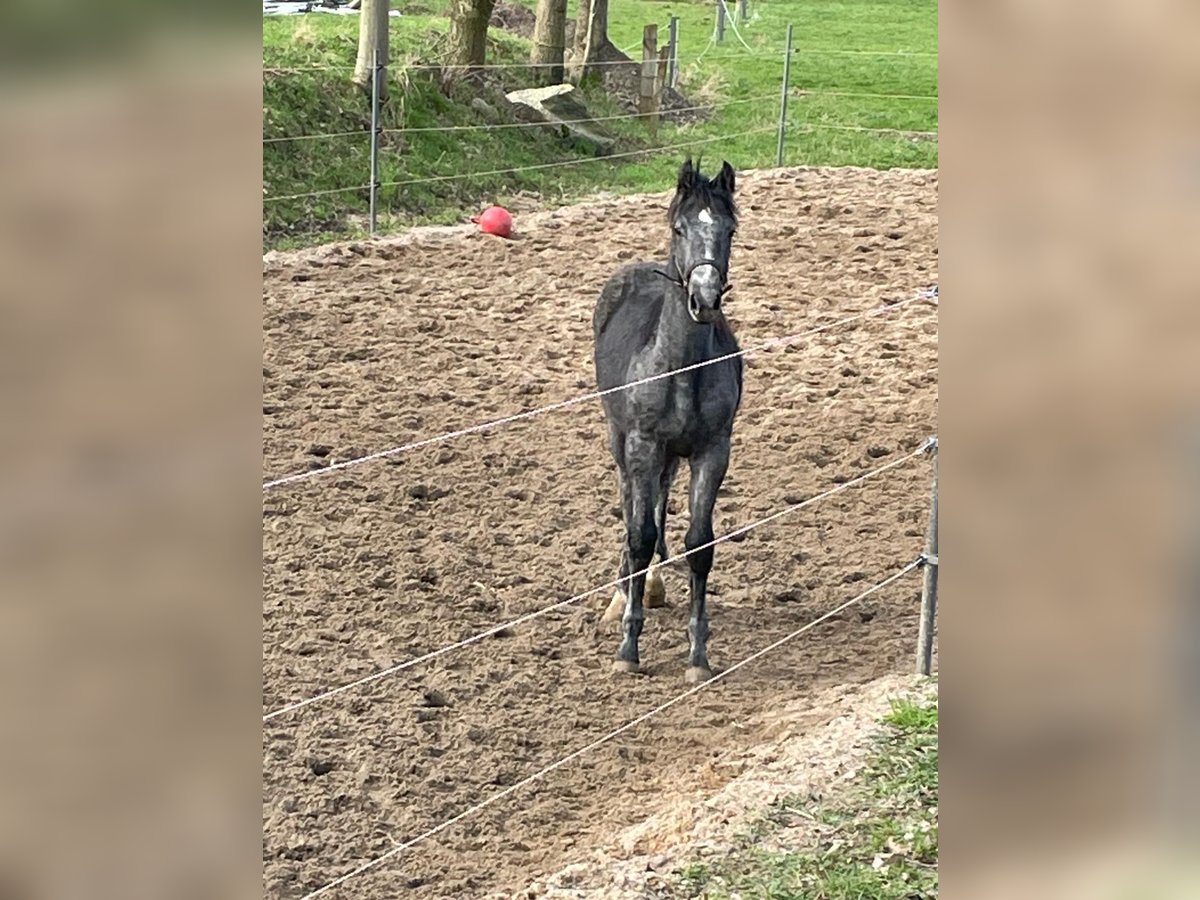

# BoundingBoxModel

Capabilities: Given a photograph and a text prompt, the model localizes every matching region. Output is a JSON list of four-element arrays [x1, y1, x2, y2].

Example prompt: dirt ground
[[262, 165, 938, 899], [507, 672, 937, 899]]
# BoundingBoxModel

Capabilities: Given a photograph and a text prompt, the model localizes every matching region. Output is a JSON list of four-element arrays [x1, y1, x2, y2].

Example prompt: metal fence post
[[667, 15, 679, 89], [739, 0, 748, 22], [775, 24, 793, 167], [716, 0, 726, 43], [368, 47, 381, 237], [916, 436, 939, 675]]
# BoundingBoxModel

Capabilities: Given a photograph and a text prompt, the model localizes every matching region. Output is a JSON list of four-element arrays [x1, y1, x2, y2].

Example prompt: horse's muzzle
[[687, 292, 722, 324], [687, 264, 726, 323]]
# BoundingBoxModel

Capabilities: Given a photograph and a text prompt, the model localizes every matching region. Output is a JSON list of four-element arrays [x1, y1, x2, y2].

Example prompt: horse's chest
[[633, 375, 729, 446]]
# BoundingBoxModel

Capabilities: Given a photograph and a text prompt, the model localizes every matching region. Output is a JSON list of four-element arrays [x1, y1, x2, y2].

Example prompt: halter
[[655, 257, 734, 298]]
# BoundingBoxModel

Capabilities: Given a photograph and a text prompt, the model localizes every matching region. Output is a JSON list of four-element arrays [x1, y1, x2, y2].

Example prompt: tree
[[572, 0, 591, 60], [352, 0, 389, 100], [448, 0, 498, 70], [531, 0, 568, 85], [574, 0, 626, 81]]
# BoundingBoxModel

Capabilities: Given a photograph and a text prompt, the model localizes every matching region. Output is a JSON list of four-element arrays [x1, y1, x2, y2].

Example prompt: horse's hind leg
[[601, 544, 631, 623], [683, 438, 730, 683], [602, 463, 633, 623], [601, 426, 632, 623], [644, 459, 678, 610]]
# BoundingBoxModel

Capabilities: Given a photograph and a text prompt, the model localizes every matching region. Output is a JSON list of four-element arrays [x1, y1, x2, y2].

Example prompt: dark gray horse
[[592, 158, 743, 683]]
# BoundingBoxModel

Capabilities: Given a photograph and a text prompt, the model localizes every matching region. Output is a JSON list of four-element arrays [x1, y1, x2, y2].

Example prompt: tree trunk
[[447, 0, 497, 71], [531, 0, 568, 85], [572, 0, 591, 59], [352, 0, 389, 100], [579, 0, 622, 80]]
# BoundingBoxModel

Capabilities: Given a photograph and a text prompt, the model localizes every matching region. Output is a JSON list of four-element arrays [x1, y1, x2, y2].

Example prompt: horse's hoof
[[612, 659, 641, 675], [601, 589, 625, 624], [644, 569, 667, 609], [685, 666, 713, 684]]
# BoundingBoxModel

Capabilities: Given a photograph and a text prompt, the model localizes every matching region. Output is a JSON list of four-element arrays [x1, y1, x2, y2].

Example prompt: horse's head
[[667, 158, 738, 324]]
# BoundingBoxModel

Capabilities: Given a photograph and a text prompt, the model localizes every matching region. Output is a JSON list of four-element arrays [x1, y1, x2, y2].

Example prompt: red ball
[[472, 205, 513, 238]]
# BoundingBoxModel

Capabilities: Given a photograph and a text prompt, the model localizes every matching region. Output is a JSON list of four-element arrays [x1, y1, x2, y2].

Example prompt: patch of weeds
[[674, 694, 938, 899]]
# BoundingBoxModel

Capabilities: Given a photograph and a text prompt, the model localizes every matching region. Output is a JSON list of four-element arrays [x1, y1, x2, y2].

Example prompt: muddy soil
[[262, 165, 938, 899]]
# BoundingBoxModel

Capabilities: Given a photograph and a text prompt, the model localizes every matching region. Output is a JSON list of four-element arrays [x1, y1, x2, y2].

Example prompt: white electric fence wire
[[792, 89, 938, 102], [381, 94, 777, 134], [262, 46, 936, 76], [266, 183, 373, 203], [720, 0, 756, 53], [375, 125, 776, 190], [263, 289, 934, 490], [263, 46, 935, 76], [263, 443, 929, 722], [267, 47, 868, 76], [296, 557, 923, 899], [695, 18, 720, 65], [402, 51, 787, 70], [792, 48, 936, 58], [795, 122, 937, 138], [264, 128, 374, 144], [263, 125, 775, 203], [264, 94, 783, 145], [262, 106, 938, 148], [263, 51, 773, 76]]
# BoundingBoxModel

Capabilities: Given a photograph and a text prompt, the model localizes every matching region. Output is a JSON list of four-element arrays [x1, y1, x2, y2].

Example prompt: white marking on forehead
[[697, 208, 715, 225]]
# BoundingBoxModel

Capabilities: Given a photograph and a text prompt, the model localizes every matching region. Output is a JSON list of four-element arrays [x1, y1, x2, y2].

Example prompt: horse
[[592, 158, 743, 683]]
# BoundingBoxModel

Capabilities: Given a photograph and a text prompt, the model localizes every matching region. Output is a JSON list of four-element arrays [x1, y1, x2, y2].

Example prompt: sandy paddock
[[262, 165, 938, 898]]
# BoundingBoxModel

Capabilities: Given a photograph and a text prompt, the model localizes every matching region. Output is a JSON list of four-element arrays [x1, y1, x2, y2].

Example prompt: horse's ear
[[677, 157, 698, 193], [715, 160, 736, 195]]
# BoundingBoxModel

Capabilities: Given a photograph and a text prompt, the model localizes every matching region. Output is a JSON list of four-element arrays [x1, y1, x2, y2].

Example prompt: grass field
[[262, 0, 937, 247], [676, 696, 939, 899]]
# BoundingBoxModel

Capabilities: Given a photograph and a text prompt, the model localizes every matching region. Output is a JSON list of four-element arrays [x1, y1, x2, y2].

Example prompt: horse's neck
[[652, 285, 714, 371]]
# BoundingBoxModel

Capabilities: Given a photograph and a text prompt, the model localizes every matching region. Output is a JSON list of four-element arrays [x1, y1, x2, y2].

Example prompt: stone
[[470, 97, 500, 123], [504, 83, 616, 155]]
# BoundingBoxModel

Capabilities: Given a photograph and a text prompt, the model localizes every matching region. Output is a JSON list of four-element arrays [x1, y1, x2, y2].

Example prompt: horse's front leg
[[684, 437, 730, 683], [614, 433, 663, 674], [604, 460, 672, 623]]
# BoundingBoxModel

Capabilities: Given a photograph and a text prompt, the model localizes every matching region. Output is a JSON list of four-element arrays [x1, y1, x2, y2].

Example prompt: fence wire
[[379, 94, 776, 135], [262, 89, 937, 146], [264, 125, 776, 204], [293, 556, 924, 899], [263, 288, 935, 489], [263, 442, 932, 722], [793, 122, 937, 138], [264, 50, 775, 76], [263, 44, 935, 77], [377, 125, 776, 190]]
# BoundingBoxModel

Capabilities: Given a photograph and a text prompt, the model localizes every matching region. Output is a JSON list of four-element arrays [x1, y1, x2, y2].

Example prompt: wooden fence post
[[640, 24, 659, 137]]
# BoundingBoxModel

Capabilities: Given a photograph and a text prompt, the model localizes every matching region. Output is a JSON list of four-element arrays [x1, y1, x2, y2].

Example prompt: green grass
[[262, 0, 937, 247], [675, 695, 939, 899]]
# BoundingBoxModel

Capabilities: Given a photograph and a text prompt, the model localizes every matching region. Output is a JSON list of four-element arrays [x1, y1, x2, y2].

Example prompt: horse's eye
[[673, 224, 684, 236]]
